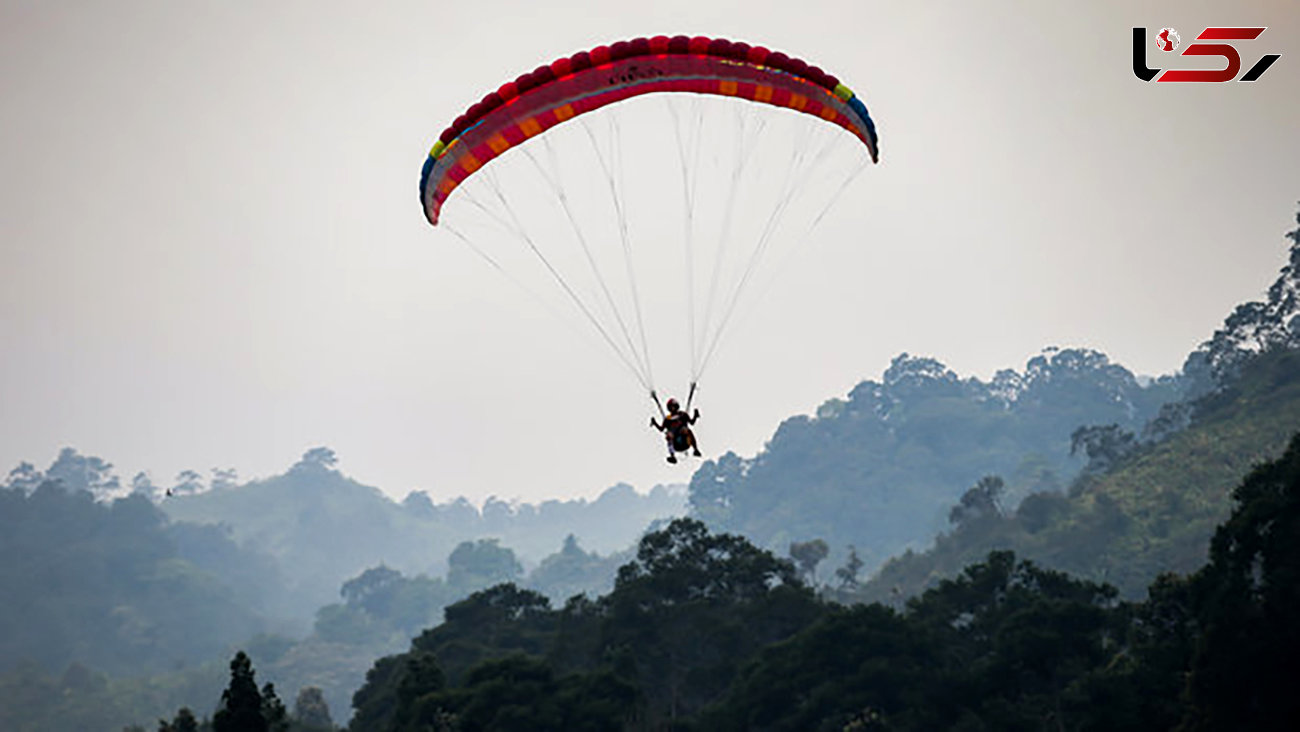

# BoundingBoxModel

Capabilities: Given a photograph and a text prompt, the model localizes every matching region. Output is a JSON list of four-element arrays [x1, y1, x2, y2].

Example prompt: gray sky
[[2, 0, 1297, 505]]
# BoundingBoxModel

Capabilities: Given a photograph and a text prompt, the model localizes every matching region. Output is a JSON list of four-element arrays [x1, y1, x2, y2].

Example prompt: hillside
[[859, 211, 1300, 600], [323, 436, 1300, 731], [0, 487, 267, 677], [687, 347, 1184, 571], [861, 348, 1300, 601], [161, 451, 685, 619]]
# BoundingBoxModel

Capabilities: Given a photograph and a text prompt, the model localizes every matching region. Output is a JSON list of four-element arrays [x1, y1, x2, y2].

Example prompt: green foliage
[[688, 348, 1180, 576], [44, 447, 121, 498], [286, 545, 552, 716], [1071, 424, 1138, 475], [397, 654, 636, 732], [526, 534, 629, 604], [409, 584, 556, 687], [1179, 431, 1300, 729], [447, 539, 523, 593], [350, 519, 819, 729], [348, 655, 404, 732], [862, 348, 1300, 602], [94, 438, 1300, 730], [708, 551, 1125, 731], [205, 652, 297, 732], [262, 683, 289, 732], [213, 652, 267, 732], [169, 708, 201, 732]]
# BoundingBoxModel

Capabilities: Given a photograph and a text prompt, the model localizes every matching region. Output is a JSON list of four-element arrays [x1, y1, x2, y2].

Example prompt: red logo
[[1133, 27, 1281, 82], [1156, 28, 1181, 52]]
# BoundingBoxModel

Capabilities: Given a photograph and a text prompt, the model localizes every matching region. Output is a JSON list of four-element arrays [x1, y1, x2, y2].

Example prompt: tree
[[836, 545, 865, 589], [261, 683, 288, 732], [687, 451, 743, 524], [46, 447, 120, 498], [295, 447, 338, 473], [604, 518, 817, 725], [447, 539, 523, 592], [349, 655, 404, 732], [4, 461, 44, 492], [948, 475, 1005, 526], [402, 490, 436, 518], [1182, 432, 1300, 729], [293, 686, 333, 729], [1014, 490, 1069, 534], [393, 651, 449, 730], [1141, 401, 1192, 444], [614, 517, 802, 603], [210, 467, 239, 491], [789, 539, 830, 584], [1070, 424, 1137, 474], [157, 708, 199, 732], [902, 550, 1122, 730], [175, 710, 199, 732], [528, 534, 616, 603], [213, 652, 267, 732], [171, 470, 205, 496], [130, 472, 159, 500], [340, 565, 404, 616], [705, 604, 921, 731]]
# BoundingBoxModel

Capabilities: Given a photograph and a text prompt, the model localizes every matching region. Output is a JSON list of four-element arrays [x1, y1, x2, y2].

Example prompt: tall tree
[[213, 652, 267, 732], [836, 545, 865, 589], [46, 447, 120, 498], [4, 461, 45, 492]]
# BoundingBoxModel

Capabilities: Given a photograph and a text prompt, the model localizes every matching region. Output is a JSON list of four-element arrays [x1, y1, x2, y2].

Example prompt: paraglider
[[417, 35, 879, 462], [651, 397, 701, 464]]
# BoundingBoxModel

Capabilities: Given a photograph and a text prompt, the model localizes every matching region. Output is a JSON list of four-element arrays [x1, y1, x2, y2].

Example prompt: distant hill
[[856, 207, 1300, 600], [686, 347, 1184, 572], [859, 348, 1300, 601], [161, 451, 686, 619], [0, 486, 266, 677]]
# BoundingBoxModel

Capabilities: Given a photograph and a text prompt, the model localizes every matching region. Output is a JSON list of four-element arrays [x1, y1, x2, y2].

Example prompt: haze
[[2, 0, 1297, 503]]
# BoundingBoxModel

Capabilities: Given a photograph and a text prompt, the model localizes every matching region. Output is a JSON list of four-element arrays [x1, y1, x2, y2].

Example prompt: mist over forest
[[3, 204, 1299, 732]]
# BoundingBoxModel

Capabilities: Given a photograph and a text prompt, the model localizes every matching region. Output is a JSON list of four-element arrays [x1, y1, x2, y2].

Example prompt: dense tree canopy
[[346, 438, 1300, 729], [688, 347, 1184, 574], [0, 483, 266, 677]]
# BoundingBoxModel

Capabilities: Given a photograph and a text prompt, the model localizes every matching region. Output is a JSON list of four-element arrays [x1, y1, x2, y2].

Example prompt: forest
[[2, 208, 1299, 729]]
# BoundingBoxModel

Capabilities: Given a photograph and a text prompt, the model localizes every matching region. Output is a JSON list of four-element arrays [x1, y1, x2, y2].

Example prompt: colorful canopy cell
[[419, 35, 879, 225]]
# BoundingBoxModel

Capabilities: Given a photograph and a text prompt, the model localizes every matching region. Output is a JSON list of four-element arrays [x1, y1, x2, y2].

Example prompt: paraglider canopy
[[417, 35, 880, 443], [420, 34, 879, 226]]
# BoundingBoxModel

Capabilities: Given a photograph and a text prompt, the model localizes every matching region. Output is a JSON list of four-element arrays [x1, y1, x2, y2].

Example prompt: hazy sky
[[2, 0, 1297, 505]]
